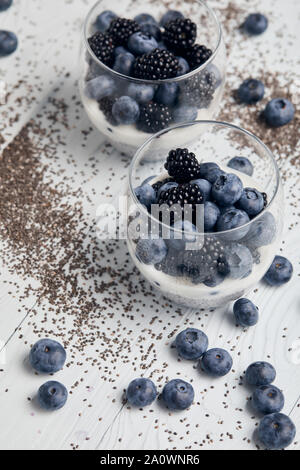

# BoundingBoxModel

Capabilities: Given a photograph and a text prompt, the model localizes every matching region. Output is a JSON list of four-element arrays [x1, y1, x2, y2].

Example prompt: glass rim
[[128, 120, 281, 237], [83, 0, 223, 85]]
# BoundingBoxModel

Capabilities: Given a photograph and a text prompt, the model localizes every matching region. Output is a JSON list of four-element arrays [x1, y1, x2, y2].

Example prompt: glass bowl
[[127, 121, 283, 308], [79, 0, 226, 156]]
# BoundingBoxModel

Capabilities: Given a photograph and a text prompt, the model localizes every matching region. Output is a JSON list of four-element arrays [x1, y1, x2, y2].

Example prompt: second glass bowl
[[79, 0, 226, 155]]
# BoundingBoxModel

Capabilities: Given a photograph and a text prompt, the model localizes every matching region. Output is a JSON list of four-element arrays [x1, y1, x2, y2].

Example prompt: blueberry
[[212, 173, 243, 207], [245, 361, 276, 386], [114, 46, 128, 57], [136, 238, 167, 265], [173, 105, 198, 124], [134, 13, 157, 25], [157, 181, 178, 198], [175, 328, 208, 360], [160, 10, 184, 27], [113, 52, 135, 75], [237, 188, 264, 217], [38, 381, 68, 411], [199, 162, 225, 184], [258, 413, 296, 450], [128, 32, 158, 56], [225, 243, 253, 279], [126, 378, 157, 407], [227, 156, 254, 176], [242, 211, 276, 249], [29, 339, 66, 374], [140, 22, 162, 42], [217, 209, 250, 240], [263, 98, 295, 127], [252, 385, 285, 415], [95, 10, 117, 33], [204, 201, 220, 231], [127, 83, 155, 104], [200, 348, 233, 377], [0, 30, 18, 56], [176, 57, 190, 76], [243, 13, 268, 35], [155, 83, 179, 106], [237, 79, 264, 104], [85, 75, 116, 101], [263, 255, 293, 286], [0, 0, 12, 12], [162, 379, 194, 410], [204, 271, 226, 288], [134, 183, 156, 209], [190, 179, 211, 202], [233, 298, 259, 327], [112, 96, 140, 125], [168, 220, 196, 252]]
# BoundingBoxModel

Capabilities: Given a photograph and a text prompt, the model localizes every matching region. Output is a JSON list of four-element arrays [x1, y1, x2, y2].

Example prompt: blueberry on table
[[243, 13, 268, 35], [29, 338, 66, 373], [127, 83, 155, 104], [190, 178, 211, 202], [252, 385, 285, 415], [0, 0, 12, 12], [85, 75, 116, 101], [159, 10, 184, 28], [216, 209, 250, 240], [136, 239, 167, 265], [134, 13, 157, 26], [200, 348, 233, 377], [263, 255, 293, 286], [113, 52, 135, 75], [227, 156, 254, 176], [245, 361, 276, 386], [212, 173, 243, 207], [258, 413, 296, 450], [126, 378, 157, 407], [38, 381, 68, 411], [233, 298, 259, 327], [198, 162, 225, 184], [162, 379, 194, 410], [173, 105, 198, 124], [237, 188, 264, 217], [95, 10, 117, 33], [112, 96, 140, 125], [263, 98, 295, 127], [237, 79, 264, 104], [134, 183, 156, 210], [155, 83, 179, 107], [128, 32, 158, 56], [175, 328, 208, 360], [140, 22, 162, 42], [204, 201, 220, 231], [242, 211, 276, 249], [225, 243, 253, 279], [0, 30, 18, 56]]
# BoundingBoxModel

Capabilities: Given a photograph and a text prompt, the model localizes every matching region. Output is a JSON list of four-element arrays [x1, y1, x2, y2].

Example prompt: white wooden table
[[0, 0, 299, 450]]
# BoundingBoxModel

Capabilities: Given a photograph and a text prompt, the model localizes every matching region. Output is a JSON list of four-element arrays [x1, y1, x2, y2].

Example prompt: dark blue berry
[[200, 348, 233, 377], [243, 211, 276, 249], [162, 379, 194, 410], [157, 181, 178, 199], [95, 10, 117, 33], [217, 209, 250, 240], [29, 339, 66, 374], [233, 298, 259, 327], [237, 188, 264, 216], [199, 162, 225, 184], [160, 10, 184, 27], [225, 243, 253, 279], [112, 96, 140, 124], [0, 0, 12, 12], [204, 201, 220, 231], [134, 183, 156, 209], [263, 255, 293, 286], [167, 220, 196, 252], [258, 413, 296, 450], [140, 22, 162, 42], [252, 385, 284, 415], [128, 32, 158, 56], [227, 156, 254, 176], [114, 46, 128, 57], [212, 173, 243, 207], [38, 381, 68, 410], [263, 98, 294, 127], [126, 378, 157, 407], [85, 75, 116, 101], [136, 239, 167, 265], [173, 105, 198, 123], [190, 178, 211, 202], [113, 52, 135, 75], [204, 271, 226, 288], [175, 328, 208, 360], [0, 30, 18, 56], [127, 83, 155, 104], [155, 83, 179, 106], [176, 57, 190, 76], [237, 79, 264, 104], [243, 13, 268, 35], [134, 13, 157, 25], [245, 361, 276, 386]]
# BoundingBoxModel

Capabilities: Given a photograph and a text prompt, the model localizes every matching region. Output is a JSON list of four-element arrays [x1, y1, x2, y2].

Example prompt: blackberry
[[165, 148, 201, 183], [180, 70, 217, 108], [158, 183, 204, 226], [262, 192, 268, 208], [108, 18, 140, 46], [162, 18, 197, 53], [185, 44, 212, 70], [152, 178, 174, 196], [88, 32, 115, 67], [137, 102, 172, 133], [99, 97, 117, 125], [132, 49, 180, 80]]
